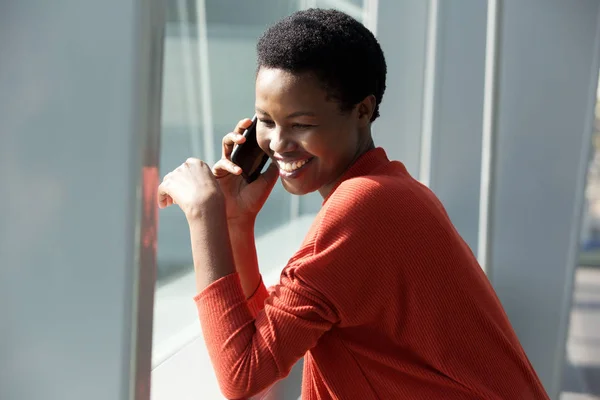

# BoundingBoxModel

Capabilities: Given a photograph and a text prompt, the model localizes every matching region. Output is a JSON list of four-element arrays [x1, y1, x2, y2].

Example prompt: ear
[[356, 95, 377, 127]]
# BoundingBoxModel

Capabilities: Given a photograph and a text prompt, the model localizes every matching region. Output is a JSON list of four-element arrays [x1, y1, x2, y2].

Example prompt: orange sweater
[[195, 148, 549, 399]]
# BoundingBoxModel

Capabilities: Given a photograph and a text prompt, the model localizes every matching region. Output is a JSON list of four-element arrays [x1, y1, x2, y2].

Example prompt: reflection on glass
[[560, 79, 600, 399]]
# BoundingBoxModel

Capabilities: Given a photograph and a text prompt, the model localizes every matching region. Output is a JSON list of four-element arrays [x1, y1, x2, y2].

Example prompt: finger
[[212, 158, 242, 178], [158, 191, 176, 208], [185, 157, 202, 165], [162, 194, 174, 208], [234, 118, 254, 134], [158, 178, 179, 208], [157, 182, 171, 208], [222, 132, 246, 159]]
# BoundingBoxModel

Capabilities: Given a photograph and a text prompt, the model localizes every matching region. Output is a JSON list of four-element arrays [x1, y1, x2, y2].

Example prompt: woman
[[158, 8, 549, 400]]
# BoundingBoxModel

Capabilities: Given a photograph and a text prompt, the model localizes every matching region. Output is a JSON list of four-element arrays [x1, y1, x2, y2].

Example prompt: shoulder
[[323, 175, 404, 223], [314, 175, 404, 246]]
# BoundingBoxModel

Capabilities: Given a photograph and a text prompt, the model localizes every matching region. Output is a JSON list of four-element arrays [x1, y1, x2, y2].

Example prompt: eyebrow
[[255, 108, 316, 119]]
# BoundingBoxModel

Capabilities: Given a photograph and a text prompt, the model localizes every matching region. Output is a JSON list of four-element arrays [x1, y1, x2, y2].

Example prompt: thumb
[[260, 162, 279, 188]]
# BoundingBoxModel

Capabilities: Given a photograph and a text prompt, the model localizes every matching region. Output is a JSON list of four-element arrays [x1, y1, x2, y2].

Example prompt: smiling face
[[255, 67, 375, 198]]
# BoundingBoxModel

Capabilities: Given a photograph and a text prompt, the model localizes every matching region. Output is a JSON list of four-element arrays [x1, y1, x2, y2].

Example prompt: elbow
[[216, 376, 266, 400], [218, 385, 246, 400], [215, 355, 283, 399], [219, 388, 255, 400]]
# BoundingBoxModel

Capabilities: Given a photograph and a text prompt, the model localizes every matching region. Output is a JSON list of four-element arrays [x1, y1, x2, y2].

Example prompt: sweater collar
[[322, 147, 390, 204]]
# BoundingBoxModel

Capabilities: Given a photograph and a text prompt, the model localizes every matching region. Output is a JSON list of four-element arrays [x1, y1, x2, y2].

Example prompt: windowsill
[[151, 213, 317, 369]]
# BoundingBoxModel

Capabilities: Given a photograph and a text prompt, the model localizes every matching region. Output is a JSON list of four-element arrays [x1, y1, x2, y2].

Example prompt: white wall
[[0, 1, 164, 399]]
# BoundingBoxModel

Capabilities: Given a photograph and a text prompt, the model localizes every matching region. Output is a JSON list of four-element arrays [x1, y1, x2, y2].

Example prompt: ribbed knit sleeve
[[194, 264, 340, 399], [246, 277, 269, 318]]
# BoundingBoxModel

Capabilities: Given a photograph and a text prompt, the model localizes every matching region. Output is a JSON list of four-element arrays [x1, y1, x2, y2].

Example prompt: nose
[[268, 126, 297, 154]]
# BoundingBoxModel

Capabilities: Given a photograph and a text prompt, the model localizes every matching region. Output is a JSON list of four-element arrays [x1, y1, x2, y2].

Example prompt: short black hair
[[256, 8, 387, 122]]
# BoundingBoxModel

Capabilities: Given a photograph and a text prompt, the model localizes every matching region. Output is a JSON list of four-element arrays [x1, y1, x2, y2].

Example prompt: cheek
[[297, 132, 324, 155], [314, 127, 351, 152], [256, 130, 270, 154]]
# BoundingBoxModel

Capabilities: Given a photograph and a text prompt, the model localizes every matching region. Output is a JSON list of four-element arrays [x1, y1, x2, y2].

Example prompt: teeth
[[278, 159, 308, 172]]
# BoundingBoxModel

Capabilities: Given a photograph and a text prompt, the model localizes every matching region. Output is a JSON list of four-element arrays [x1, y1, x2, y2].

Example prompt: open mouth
[[276, 157, 314, 178]]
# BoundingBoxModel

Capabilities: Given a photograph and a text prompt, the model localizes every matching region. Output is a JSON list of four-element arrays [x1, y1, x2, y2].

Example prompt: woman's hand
[[212, 118, 279, 225], [157, 158, 224, 222], [158, 158, 237, 293]]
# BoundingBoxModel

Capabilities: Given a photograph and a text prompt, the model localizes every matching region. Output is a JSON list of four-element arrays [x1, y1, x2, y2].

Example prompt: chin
[[280, 177, 318, 196]]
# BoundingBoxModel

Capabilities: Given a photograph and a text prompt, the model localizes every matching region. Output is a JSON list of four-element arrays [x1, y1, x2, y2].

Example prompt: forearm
[[195, 269, 335, 399], [227, 219, 262, 298], [187, 202, 236, 293]]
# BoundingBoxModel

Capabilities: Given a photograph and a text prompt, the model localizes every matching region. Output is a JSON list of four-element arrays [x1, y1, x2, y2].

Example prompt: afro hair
[[257, 8, 387, 122]]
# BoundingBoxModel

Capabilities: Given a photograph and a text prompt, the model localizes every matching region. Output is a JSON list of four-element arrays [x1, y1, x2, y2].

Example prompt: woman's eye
[[259, 119, 275, 128], [293, 123, 313, 129]]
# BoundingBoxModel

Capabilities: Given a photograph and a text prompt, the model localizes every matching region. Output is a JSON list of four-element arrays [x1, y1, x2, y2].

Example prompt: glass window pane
[[158, 0, 303, 284], [561, 79, 600, 399]]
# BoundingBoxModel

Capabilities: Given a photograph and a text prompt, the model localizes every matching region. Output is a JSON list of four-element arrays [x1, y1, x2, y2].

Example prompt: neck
[[318, 134, 375, 198]]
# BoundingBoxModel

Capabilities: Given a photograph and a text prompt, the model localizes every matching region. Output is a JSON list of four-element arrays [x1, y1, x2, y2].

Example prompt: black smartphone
[[230, 115, 269, 183]]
